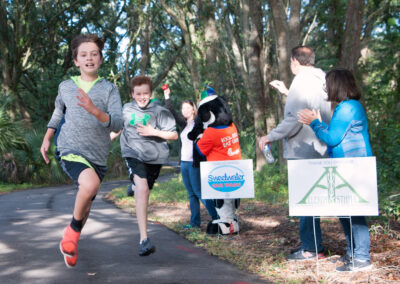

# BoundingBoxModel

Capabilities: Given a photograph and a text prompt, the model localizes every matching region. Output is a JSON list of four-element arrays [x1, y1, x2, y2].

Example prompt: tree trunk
[[160, 1, 200, 93], [140, 1, 152, 74], [268, 0, 292, 87], [339, 0, 364, 73], [201, 1, 219, 88]]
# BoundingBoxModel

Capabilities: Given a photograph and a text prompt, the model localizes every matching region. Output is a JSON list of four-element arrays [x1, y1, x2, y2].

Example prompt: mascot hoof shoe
[[206, 219, 239, 235]]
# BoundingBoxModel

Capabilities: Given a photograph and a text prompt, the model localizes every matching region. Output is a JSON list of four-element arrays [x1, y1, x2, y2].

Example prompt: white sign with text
[[288, 157, 378, 216], [201, 159, 254, 199]]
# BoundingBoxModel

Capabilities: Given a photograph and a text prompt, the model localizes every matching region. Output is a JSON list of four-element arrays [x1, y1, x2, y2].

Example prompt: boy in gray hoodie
[[120, 75, 177, 256], [40, 34, 123, 268]]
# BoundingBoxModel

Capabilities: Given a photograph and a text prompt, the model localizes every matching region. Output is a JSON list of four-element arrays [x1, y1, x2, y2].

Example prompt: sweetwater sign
[[288, 157, 378, 216], [201, 159, 254, 199]]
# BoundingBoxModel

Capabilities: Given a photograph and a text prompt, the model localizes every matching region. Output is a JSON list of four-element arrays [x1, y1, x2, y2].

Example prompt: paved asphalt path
[[0, 178, 268, 284]]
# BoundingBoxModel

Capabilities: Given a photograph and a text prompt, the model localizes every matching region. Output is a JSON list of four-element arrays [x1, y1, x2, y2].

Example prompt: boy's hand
[[40, 139, 51, 164], [136, 123, 157, 137], [76, 88, 109, 123], [76, 88, 96, 114]]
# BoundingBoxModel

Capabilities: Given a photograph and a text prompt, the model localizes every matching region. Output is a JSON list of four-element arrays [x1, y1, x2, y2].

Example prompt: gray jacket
[[47, 78, 123, 166], [120, 100, 177, 164], [267, 68, 331, 159]]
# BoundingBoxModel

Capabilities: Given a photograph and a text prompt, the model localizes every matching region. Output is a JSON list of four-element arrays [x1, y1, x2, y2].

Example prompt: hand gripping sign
[[200, 159, 254, 199]]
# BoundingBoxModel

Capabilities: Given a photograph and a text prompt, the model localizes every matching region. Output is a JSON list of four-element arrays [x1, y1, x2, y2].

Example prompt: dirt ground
[[109, 196, 400, 283]]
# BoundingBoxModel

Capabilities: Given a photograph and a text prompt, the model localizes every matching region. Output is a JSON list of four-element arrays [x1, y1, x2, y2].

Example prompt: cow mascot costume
[[188, 90, 241, 235]]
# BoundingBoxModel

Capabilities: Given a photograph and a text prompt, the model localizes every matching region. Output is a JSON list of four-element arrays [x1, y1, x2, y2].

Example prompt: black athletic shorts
[[125, 157, 162, 190], [60, 153, 107, 191]]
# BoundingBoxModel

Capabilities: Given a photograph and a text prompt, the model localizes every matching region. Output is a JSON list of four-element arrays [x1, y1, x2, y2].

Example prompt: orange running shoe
[[59, 225, 81, 261], [64, 253, 78, 268]]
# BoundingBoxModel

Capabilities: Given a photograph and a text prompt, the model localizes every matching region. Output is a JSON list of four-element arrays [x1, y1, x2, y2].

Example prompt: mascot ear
[[203, 111, 215, 129], [188, 115, 204, 141]]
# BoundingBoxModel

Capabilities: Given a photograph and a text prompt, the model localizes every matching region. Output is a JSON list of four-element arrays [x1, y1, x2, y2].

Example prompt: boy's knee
[[135, 185, 150, 197], [78, 179, 99, 197]]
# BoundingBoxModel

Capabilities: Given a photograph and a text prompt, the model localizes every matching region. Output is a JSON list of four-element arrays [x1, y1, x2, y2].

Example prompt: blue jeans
[[299, 216, 323, 252], [181, 161, 218, 227], [339, 216, 370, 261]]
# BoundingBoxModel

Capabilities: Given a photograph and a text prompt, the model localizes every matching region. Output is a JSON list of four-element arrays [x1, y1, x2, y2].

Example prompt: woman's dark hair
[[71, 34, 104, 60], [182, 100, 197, 116], [325, 68, 361, 103], [130, 75, 153, 93]]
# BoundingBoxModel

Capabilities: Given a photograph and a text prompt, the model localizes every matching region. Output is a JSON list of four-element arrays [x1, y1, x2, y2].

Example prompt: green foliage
[[0, 96, 26, 154], [359, 14, 400, 223], [381, 193, 400, 225], [150, 175, 187, 203], [0, 127, 69, 184], [239, 128, 256, 160], [106, 136, 126, 179], [254, 164, 288, 204]]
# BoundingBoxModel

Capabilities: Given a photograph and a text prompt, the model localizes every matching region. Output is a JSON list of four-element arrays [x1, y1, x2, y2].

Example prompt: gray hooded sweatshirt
[[267, 67, 331, 159], [120, 100, 177, 164], [47, 78, 123, 166]]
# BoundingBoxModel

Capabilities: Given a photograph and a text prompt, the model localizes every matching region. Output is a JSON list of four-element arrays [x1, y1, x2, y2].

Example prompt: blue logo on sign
[[208, 165, 245, 192]]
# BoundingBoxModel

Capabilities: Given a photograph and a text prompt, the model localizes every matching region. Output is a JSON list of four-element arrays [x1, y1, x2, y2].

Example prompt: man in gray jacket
[[259, 46, 331, 260]]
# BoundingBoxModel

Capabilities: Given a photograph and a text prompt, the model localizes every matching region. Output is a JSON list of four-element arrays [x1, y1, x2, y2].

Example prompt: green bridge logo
[[297, 166, 368, 205]]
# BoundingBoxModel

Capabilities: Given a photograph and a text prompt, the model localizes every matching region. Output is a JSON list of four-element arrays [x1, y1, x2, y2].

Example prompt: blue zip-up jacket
[[309, 99, 372, 158]]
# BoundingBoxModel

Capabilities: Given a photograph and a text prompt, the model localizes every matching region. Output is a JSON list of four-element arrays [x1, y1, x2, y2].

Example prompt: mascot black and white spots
[[188, 94, 241, 235]]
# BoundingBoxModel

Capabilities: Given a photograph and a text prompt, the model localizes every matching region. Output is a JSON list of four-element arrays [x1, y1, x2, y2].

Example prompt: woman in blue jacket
[[298, 68, 372, 272]]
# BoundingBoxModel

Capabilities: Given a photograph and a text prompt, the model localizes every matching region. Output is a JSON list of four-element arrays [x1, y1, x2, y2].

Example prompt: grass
[[0, 182, 51, 194]]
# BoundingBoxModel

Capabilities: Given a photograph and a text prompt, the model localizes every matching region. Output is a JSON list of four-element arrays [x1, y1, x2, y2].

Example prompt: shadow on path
[[0, 180, 268, 283]]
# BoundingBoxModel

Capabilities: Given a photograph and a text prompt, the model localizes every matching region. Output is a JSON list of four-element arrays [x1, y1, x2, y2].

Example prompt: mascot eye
[[200, 110, 210, 122], [203, 112, 215, 129]]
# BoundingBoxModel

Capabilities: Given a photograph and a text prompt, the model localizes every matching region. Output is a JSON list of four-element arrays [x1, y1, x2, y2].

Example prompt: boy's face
[[74, 42, 103, 79], [132, 84, 152, 108]]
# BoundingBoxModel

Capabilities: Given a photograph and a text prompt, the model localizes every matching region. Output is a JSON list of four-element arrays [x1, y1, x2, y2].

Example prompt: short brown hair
[[130, 75, 153, 93], [291, 46, 315, 66], [326, 68, 361, 103], [71, 34, 104, 60]]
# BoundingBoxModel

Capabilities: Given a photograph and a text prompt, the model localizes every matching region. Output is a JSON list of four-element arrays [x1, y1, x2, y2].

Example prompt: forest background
[[0, 0, 399, 224]]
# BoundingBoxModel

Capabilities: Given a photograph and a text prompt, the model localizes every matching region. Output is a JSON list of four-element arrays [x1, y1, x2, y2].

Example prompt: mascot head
[[197, 95, 233, 128], [188, 95, 233, 141], [187, 94, 234, 166]]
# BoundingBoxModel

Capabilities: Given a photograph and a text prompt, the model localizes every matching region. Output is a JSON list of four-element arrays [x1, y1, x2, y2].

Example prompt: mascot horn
[[188, 94, 241, 235]]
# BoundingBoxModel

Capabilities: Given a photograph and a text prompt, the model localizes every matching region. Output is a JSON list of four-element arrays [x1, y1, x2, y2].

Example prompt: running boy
[[40, 34, 123, 268], [120, 75, 177, 256]]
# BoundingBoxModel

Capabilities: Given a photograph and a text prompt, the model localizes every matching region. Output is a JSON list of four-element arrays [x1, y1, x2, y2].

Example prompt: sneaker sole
[[139, 247, 156, 256], [286, 255, 325, 261], [336, 264, 373, 272], [63, 255, 76, 268], [59, 241, 75, 258]]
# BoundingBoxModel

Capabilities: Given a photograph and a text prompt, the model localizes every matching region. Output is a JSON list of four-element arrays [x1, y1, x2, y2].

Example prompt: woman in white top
[[164, 87, 218, 228]]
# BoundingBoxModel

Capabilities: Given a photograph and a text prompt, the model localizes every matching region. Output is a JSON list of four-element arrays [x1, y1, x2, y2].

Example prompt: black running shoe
[[126, 184, 134, 197], [286, 249, 325, 261], [138, 238, 155, 256], [336, 259, 372, 272]]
